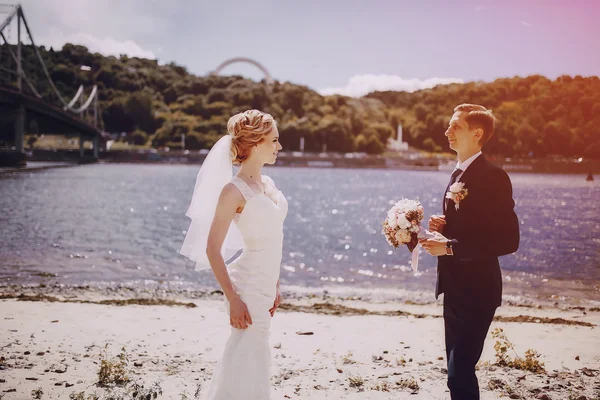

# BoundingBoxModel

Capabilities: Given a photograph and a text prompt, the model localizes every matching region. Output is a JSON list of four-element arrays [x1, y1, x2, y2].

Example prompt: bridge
[[209, 57, 274, 84], [0, 4, 102, 166], [0, 4, 275, 167]]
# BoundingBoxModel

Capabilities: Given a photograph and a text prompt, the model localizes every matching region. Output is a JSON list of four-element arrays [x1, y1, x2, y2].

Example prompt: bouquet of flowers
[[382, 199, 425, 252], [382, 199, 430, 271]]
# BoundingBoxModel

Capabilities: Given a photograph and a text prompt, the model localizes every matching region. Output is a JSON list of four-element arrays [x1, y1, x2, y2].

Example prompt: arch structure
[[210, 57, 274, 84]]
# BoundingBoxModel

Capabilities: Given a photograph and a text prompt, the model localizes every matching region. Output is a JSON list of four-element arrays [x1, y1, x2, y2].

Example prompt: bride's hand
[[229, 295, 252, 329], [269, 289, 281, 317]]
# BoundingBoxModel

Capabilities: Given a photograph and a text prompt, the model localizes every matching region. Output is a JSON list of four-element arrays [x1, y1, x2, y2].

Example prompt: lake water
[[1, 164, 599, 302]]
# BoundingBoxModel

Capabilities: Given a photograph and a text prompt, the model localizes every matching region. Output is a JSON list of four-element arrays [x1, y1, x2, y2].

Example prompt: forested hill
[[367, 75, 600, 157], [6, 43, 599, 157]]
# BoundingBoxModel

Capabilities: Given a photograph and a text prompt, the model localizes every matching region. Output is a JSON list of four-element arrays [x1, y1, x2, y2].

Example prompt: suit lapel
[[458, 154, 487, 187], [443, 154, 488, 215]]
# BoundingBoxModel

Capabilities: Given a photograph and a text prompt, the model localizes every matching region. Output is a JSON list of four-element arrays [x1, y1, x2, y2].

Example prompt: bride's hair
[[228, 109, 277, 164]]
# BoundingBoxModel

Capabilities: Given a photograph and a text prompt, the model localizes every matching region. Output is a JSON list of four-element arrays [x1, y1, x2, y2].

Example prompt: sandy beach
[[1, 286, 598, 400]]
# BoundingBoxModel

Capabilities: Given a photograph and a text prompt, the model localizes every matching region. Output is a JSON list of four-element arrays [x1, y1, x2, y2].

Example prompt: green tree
[[279, 119, 303, 151], [17, 42, 600, 157], [152, 120, 174, 147], [207, 88, 228, 103], [369, 122, 394, 143], [315, 116, 354, 152], [363, 135, 384, 154], [130, 129, 148, 145], [125, 92, 156, 134], [103, 99, 134, 133], [414, 104, 427, 121], [423, 137, 441, 153], [184, 132, 204, 150]]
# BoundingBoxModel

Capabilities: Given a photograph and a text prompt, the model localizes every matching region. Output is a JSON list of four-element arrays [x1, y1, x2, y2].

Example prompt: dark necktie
[[449, 168, 463, 186], [444, 168, 463, 211]]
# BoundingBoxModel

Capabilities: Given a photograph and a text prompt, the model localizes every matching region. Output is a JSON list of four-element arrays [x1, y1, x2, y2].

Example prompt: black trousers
[[443, 299, 496, 400]]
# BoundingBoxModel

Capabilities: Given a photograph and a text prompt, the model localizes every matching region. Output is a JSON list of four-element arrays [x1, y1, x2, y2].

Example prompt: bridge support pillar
[[92, 135, 99, 158], [15, 104, 25, 154], [79, 133, 85, 157]]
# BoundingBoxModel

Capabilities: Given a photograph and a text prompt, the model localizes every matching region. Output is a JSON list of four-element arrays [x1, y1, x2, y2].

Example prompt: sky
[[6, 0, 600, 97]]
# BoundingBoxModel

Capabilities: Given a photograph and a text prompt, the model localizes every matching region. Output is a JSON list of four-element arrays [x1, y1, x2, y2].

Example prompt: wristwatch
[[445, 240, 453, 256]]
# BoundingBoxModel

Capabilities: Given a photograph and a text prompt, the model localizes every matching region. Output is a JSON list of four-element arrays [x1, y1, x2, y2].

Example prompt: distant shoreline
[[4, 148, 598, 175]]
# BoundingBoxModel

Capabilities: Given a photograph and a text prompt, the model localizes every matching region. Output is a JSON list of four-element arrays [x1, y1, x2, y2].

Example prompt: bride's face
[[255, 127, 282, 165]]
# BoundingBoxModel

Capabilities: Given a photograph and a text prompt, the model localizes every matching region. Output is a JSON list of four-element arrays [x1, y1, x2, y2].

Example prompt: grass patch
[[342, 351, 356, 365], [396, 377, 420, 394], [348, 375, 364, 388], [98, 345, 130, 387], [369, 381, 391, 392], [491, 328, 546, 373]]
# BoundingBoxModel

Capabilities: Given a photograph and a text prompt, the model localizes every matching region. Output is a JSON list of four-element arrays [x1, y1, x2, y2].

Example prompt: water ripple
[[1, 164, 599, 295]]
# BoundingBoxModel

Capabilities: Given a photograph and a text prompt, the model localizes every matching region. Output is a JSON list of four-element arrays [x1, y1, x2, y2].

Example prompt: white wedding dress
[[206, 175, 288, 400]]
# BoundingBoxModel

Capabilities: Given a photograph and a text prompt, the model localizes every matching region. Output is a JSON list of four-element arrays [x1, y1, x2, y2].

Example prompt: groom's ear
[[473, 128, 484, 143]]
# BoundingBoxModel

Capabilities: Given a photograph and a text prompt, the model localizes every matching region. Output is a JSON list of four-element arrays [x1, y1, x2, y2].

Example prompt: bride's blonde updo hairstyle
[[228, 109, 277, 164]]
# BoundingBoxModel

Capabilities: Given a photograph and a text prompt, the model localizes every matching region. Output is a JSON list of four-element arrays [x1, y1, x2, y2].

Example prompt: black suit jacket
[[435, 155, 520, 310]]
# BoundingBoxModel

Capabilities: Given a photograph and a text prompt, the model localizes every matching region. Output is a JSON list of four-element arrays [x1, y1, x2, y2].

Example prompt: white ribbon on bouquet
[[410, 228, 437, 272]]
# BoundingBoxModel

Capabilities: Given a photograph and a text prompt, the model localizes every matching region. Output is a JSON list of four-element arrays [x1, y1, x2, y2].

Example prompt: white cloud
[[39, 32, 156, 59], [475, 6, 485, 12], [318, 74, 465, 97], [16, 0, 163, 59], [521, 20, 533, 27]]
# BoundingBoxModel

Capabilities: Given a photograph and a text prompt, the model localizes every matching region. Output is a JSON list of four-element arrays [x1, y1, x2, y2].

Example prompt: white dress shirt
[[454, 151, 482, 181]]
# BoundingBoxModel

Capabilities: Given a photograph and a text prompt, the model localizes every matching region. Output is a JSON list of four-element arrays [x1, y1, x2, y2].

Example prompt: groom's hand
[[428, 215, 446, 233], [420, 235, 449, 256]]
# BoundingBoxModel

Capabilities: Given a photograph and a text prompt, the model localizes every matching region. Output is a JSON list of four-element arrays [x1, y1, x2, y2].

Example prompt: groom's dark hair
[[454, 104, 497, 146]]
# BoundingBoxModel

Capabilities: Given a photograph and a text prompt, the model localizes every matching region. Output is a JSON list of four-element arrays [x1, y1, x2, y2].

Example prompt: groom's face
[[445, 111, 479, 153]]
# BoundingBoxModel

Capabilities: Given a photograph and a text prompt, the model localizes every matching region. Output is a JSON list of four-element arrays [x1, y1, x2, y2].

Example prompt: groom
[[421, 104, 520, 400]]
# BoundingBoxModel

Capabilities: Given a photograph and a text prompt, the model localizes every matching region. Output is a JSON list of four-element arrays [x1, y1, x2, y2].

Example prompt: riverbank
[[0, 161, 79, 174], [0, 286, 598, 400], [2, 148, 598, 174]]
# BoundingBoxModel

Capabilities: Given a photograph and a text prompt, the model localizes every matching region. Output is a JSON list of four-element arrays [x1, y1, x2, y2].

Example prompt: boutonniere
[[446, 182, 468, 210]]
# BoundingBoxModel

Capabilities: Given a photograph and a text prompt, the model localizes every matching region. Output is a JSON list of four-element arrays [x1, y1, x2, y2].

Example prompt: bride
[[180, 109, 287, 399]]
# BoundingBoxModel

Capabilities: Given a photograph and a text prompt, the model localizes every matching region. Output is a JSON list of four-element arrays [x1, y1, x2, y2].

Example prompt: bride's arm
[[206, 183, 252, 329]]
